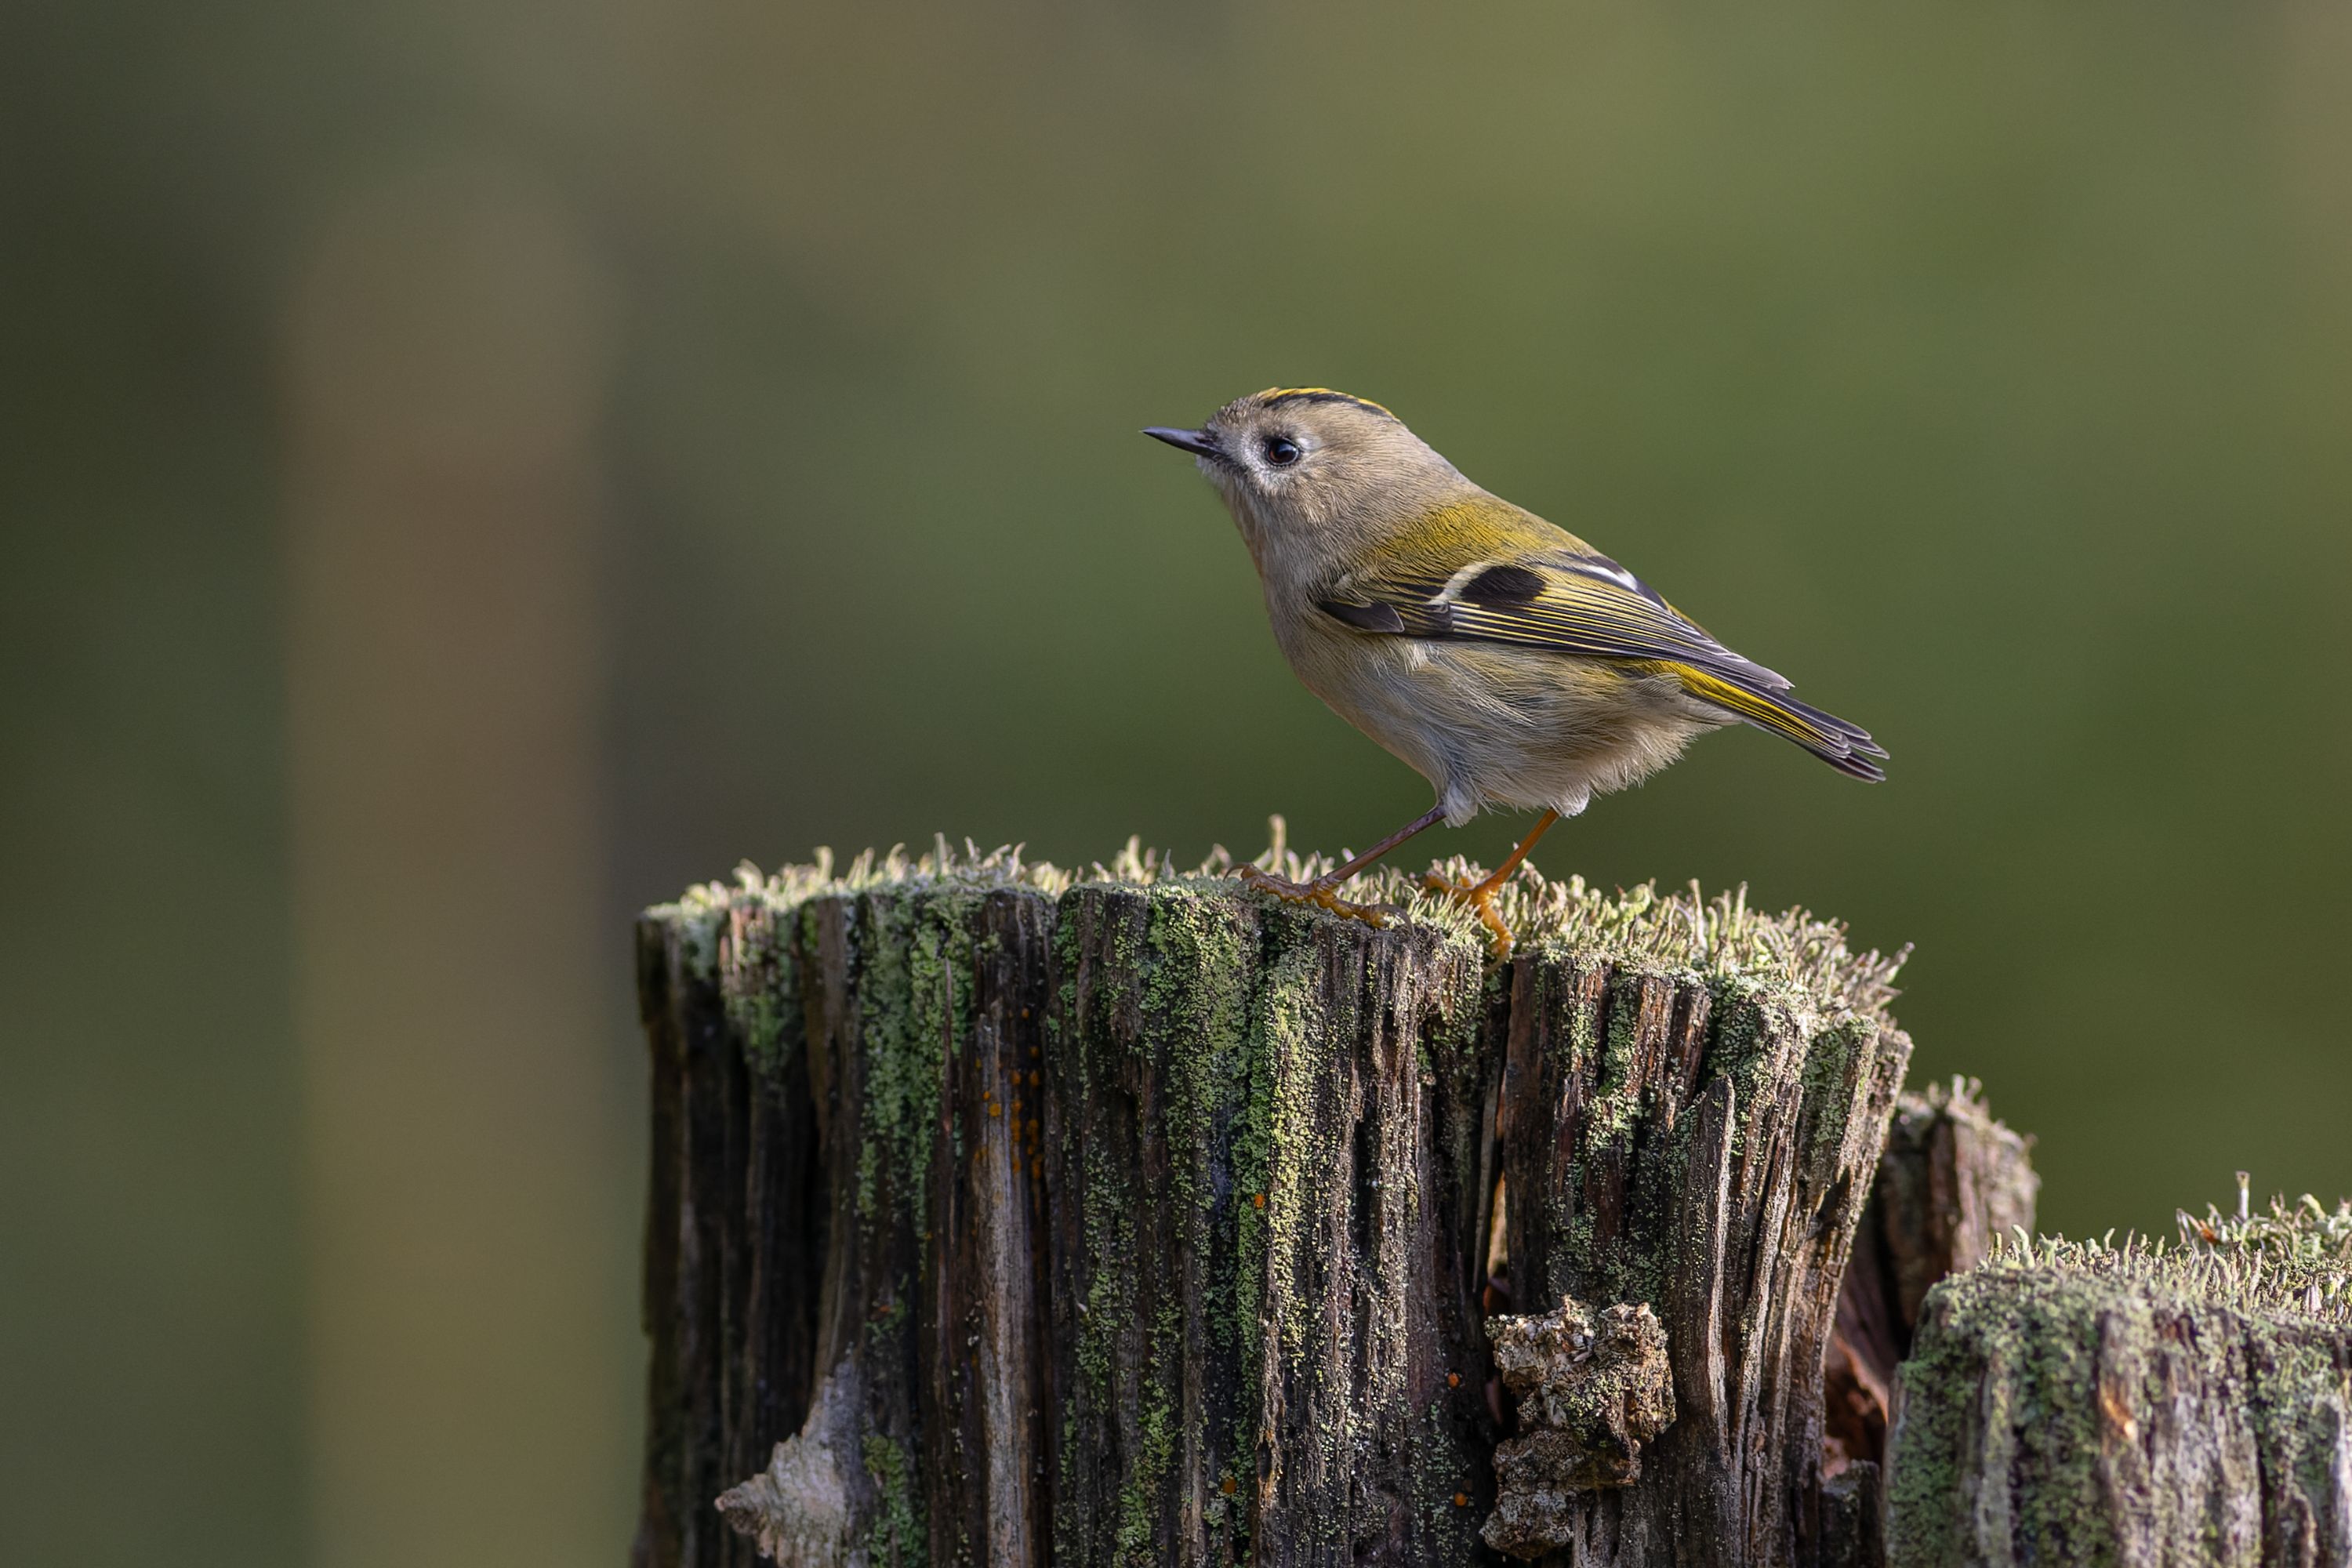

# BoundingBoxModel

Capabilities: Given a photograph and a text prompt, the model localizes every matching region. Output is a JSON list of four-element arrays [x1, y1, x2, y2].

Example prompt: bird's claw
[[1236, 863, 1399, 929], [1422, 873, 1515, 959]]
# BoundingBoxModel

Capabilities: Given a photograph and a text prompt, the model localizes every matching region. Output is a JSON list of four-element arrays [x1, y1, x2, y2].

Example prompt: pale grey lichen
[[1980, 1175, 2352, 1325], [1483, 1297, 1675, 1559]]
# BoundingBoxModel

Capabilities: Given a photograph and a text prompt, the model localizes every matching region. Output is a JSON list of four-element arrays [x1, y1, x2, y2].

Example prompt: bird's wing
[[1317, 534, 1888, 779], [1317, 536, 1782, 685]]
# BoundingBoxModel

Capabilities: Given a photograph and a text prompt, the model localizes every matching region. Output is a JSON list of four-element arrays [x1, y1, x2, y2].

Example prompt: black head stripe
[[1462, 564, 1545, 607]]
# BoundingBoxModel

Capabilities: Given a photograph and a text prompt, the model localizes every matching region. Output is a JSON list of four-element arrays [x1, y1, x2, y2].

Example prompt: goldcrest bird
[[1145, 387, 1885, 949]]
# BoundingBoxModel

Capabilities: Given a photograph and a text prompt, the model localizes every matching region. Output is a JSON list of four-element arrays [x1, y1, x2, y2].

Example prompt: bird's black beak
[[1142, 426, 1221, 459]]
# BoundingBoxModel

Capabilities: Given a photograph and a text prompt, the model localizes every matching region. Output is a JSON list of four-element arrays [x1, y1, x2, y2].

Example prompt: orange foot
[[1235, 862, 1400, 929], [1423, 873, 1515, 957], [1421, 808, 1563, 960]]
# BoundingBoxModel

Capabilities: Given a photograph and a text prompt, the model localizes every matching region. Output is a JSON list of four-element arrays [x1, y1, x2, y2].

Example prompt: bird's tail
[[1673, 666, 1889, 782]]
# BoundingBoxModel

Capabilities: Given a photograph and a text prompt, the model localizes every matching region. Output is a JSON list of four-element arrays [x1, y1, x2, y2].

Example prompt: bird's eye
[[1261, 436, 1301, 466]]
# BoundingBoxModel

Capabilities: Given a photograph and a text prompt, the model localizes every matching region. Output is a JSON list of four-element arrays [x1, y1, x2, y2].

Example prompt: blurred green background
[[6, 2, 2349, 1563]]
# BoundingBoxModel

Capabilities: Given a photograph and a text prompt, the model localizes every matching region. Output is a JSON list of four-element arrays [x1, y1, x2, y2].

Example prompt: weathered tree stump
[[1824, 1082, 2040, 1479], [1886, 1187, 2352, 1568], [631, 842, 1913, 1567]]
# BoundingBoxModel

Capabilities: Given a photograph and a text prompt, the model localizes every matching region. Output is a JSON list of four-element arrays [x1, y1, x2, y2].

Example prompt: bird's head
[[1144, 388, 1466, 575]]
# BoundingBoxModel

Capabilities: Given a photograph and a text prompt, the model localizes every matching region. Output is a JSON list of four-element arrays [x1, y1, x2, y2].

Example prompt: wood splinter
[[711, 1362, 858, 1568]]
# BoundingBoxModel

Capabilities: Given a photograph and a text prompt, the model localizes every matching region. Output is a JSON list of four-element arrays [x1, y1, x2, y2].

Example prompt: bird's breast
[[1269, 614, 1725, 814]]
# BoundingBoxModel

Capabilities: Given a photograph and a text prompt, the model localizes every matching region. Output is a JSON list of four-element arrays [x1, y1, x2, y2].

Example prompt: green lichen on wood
[[1585, 969, 1649, 1154], [1887, 1185, 2352, 1568], [861, 1430, 926, 1568], [1117, 1290, 1184, 1558], [1889, 1267, 2131, 1563], [1138, 886, 1266, 1538], [847, 887, 956, 1229], [1700, 980, 1798, 1135], [717, 889, 801, 1078], [1253, 924, 1328, 1369], [1055, 880, 1277, 1566], [1037, 871, 1496, 1563], [1225, 953, 1276, 1378], [1798, 1015, 1882, 1170], [1146, 885, 1254, 1216]]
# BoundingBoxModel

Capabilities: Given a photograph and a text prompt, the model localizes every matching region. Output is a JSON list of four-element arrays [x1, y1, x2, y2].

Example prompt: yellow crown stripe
[[1254, 387, 1399, 419]]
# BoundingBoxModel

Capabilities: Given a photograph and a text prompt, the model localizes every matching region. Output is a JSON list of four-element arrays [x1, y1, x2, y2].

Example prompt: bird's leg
[[1425, 809, 1561, 956], [1235, 803, 1447, 928]]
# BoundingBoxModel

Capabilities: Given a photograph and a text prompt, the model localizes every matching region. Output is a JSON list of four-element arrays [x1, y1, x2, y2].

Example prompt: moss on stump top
[[644, 829, 1909, 1029], [1965, 1182, 2352, 1326]]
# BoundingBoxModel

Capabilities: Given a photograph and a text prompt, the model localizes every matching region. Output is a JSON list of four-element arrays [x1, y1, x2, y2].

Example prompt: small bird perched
[[1145, 387, 1885, 949]]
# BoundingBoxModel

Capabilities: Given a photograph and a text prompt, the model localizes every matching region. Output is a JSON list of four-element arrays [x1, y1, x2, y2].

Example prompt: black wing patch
[[1461, 563, 1544, 606]]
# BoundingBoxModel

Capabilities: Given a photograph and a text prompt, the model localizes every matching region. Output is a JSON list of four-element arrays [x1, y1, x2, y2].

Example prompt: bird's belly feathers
[[1283, 629, 1727, 825]]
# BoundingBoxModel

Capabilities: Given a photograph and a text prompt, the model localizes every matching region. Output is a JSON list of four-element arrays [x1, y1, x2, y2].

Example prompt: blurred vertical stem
[[282, 154, 628, 1568]]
